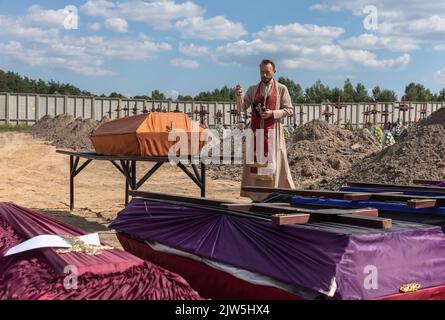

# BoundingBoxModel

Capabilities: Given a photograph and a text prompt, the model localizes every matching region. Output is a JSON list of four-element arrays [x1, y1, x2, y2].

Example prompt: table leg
[[125, 169, 129, 206], [131, 160, 136, 190], [201, 162, 206, 198], [70, 155, 74, 211]]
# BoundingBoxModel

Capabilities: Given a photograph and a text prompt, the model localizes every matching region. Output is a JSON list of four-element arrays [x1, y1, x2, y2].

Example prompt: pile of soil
[[287, 120, 381, 188], [207, 120, 382, 188], [28, 114, 109, 150], [324, 107, 445, 189], [206, 131, 244, 181]]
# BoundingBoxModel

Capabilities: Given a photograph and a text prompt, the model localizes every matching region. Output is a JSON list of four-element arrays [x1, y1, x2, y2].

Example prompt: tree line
[[1, 70, 445, 103]]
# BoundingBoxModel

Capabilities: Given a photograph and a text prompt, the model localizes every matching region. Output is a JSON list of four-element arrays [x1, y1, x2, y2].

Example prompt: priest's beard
[[261, 76, 273, 84]]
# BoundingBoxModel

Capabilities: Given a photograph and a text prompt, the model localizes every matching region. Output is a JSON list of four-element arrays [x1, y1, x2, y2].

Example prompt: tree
[[370, 86, 397, 102], [277, 77, 305, 103], [378, 89, 398, 102], [330, 87, 343, 103], [109, 92, 126, 98], [177, 95, 194, 101], [2, 68, 444, 104], [437, 89, 445, 101], [343, 79, 355, 102], [133, 95, 151, 100], [0, 69, 92, 96], [354, 83, 371, 102], [305, 80, 331, 103], [372, 86, 381, 102], [404, 83, 434, 101], [151, 90, 166, 100]]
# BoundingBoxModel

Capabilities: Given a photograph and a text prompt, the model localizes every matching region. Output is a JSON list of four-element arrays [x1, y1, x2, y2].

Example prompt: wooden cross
[[331, 97, 347, 126], [152, 105, 162, 112], [115, 106, 123, 118], [215, 110, 223, 125], [132, 105, 138, 115], [395, 97, 413, 126], [380, 103, 390, 125], [195, 107, 209, 128], [322, 105, 334, 122], [121, 103, 130, 117], [369, 104, 380, 125], [329, 96, 347, 126], [419, 103, 428, 120], [363, 106, 371, 127], [298, 106, 305, 126], [228, 109, 250, 125]]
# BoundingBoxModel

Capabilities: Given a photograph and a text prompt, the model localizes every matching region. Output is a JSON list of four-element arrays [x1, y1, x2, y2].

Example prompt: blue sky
[[0, 0, 444, 98]]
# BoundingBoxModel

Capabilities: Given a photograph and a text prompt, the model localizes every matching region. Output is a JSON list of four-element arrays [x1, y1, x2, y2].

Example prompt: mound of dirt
[[324, 107, 445, 189], [28, 114, 109, 150], [287, 120, 381, 188], [207, 119, 382, 188]]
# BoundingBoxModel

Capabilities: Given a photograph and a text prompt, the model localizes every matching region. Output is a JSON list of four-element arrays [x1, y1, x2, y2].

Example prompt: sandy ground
[[0, 131, 247, 248]]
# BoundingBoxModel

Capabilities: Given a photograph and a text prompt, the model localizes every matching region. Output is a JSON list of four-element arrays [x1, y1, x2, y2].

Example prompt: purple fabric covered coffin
[[110, 198, 445, 300], [0, 203, 202, 300]]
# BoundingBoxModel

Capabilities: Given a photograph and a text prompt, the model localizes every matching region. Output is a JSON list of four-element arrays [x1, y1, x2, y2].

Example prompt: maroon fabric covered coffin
[[0, 203, 203, 300]]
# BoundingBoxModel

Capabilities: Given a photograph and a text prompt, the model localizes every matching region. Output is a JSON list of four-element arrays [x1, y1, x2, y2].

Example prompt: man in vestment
[[235, 59, 295, 202]]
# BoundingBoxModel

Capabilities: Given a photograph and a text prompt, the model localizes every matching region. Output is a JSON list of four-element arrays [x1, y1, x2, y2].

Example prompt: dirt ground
[[0, 131, 247, 248]]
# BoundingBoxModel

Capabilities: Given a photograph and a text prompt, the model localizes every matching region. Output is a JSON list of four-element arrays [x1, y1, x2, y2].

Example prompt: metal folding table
[[56, 150, 206, 210]]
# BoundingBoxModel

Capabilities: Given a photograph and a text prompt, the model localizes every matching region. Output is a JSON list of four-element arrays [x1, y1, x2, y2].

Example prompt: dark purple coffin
[[110, 198, 445, 299]]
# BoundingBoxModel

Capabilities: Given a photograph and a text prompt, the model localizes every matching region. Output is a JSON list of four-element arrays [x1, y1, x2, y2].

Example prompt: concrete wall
[[1, 92, 444, 128]]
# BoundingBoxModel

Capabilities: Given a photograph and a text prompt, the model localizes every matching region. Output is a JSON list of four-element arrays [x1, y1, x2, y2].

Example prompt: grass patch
[[0, 124, 30, 132]]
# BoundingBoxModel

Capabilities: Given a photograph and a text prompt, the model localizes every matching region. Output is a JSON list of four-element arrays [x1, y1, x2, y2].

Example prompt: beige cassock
[[239, 80, 296, 202]]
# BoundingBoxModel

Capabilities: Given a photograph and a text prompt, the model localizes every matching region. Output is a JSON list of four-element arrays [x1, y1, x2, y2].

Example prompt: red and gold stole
[[250, 81, 277, 174]]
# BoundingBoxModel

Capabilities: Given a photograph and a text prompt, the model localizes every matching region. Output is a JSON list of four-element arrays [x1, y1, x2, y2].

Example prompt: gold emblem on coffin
[[399, 283, 421, 293], [56, 235, 114, 256]]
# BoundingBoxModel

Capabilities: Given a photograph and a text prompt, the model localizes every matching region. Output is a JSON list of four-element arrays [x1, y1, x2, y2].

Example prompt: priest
[[235, 59, 295, 201]]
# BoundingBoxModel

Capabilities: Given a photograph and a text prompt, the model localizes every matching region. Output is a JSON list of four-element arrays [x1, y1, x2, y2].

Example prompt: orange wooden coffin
[[90, 113, 205, 157]]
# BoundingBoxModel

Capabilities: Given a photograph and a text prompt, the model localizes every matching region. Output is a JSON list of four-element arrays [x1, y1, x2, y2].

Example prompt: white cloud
[[117, 0, 204, 30], [406, 15, 445, 35], [87, 22, 102, 31], [433, 44, 445, 51], [436, 68, 445, 83], [1, 32, 172, 75], [353, 52, 410, 70], [170, 58, 199, 69], [0, 40, 114, 76], [72, 34, 172, 60], [436, 68, 445, 76], [80, 0, 116, 17], [309, 3, 341, 12], [213, 22, 410, 71], [312, 1, 445, 19], [0, 10, 172, 76], [104, 17, 128, 33], [0, 15, 59, 44], [169, 89, 180, 99], [178, 42, 210, 56], [311, 1, 445, 47], [176, 16, 247, 40], [280, 47, 410, 71], [256, 23, 343, 44], [339, 34, 420, 52], [81, 0, 204, 30], [25, 5, 68, 28]]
